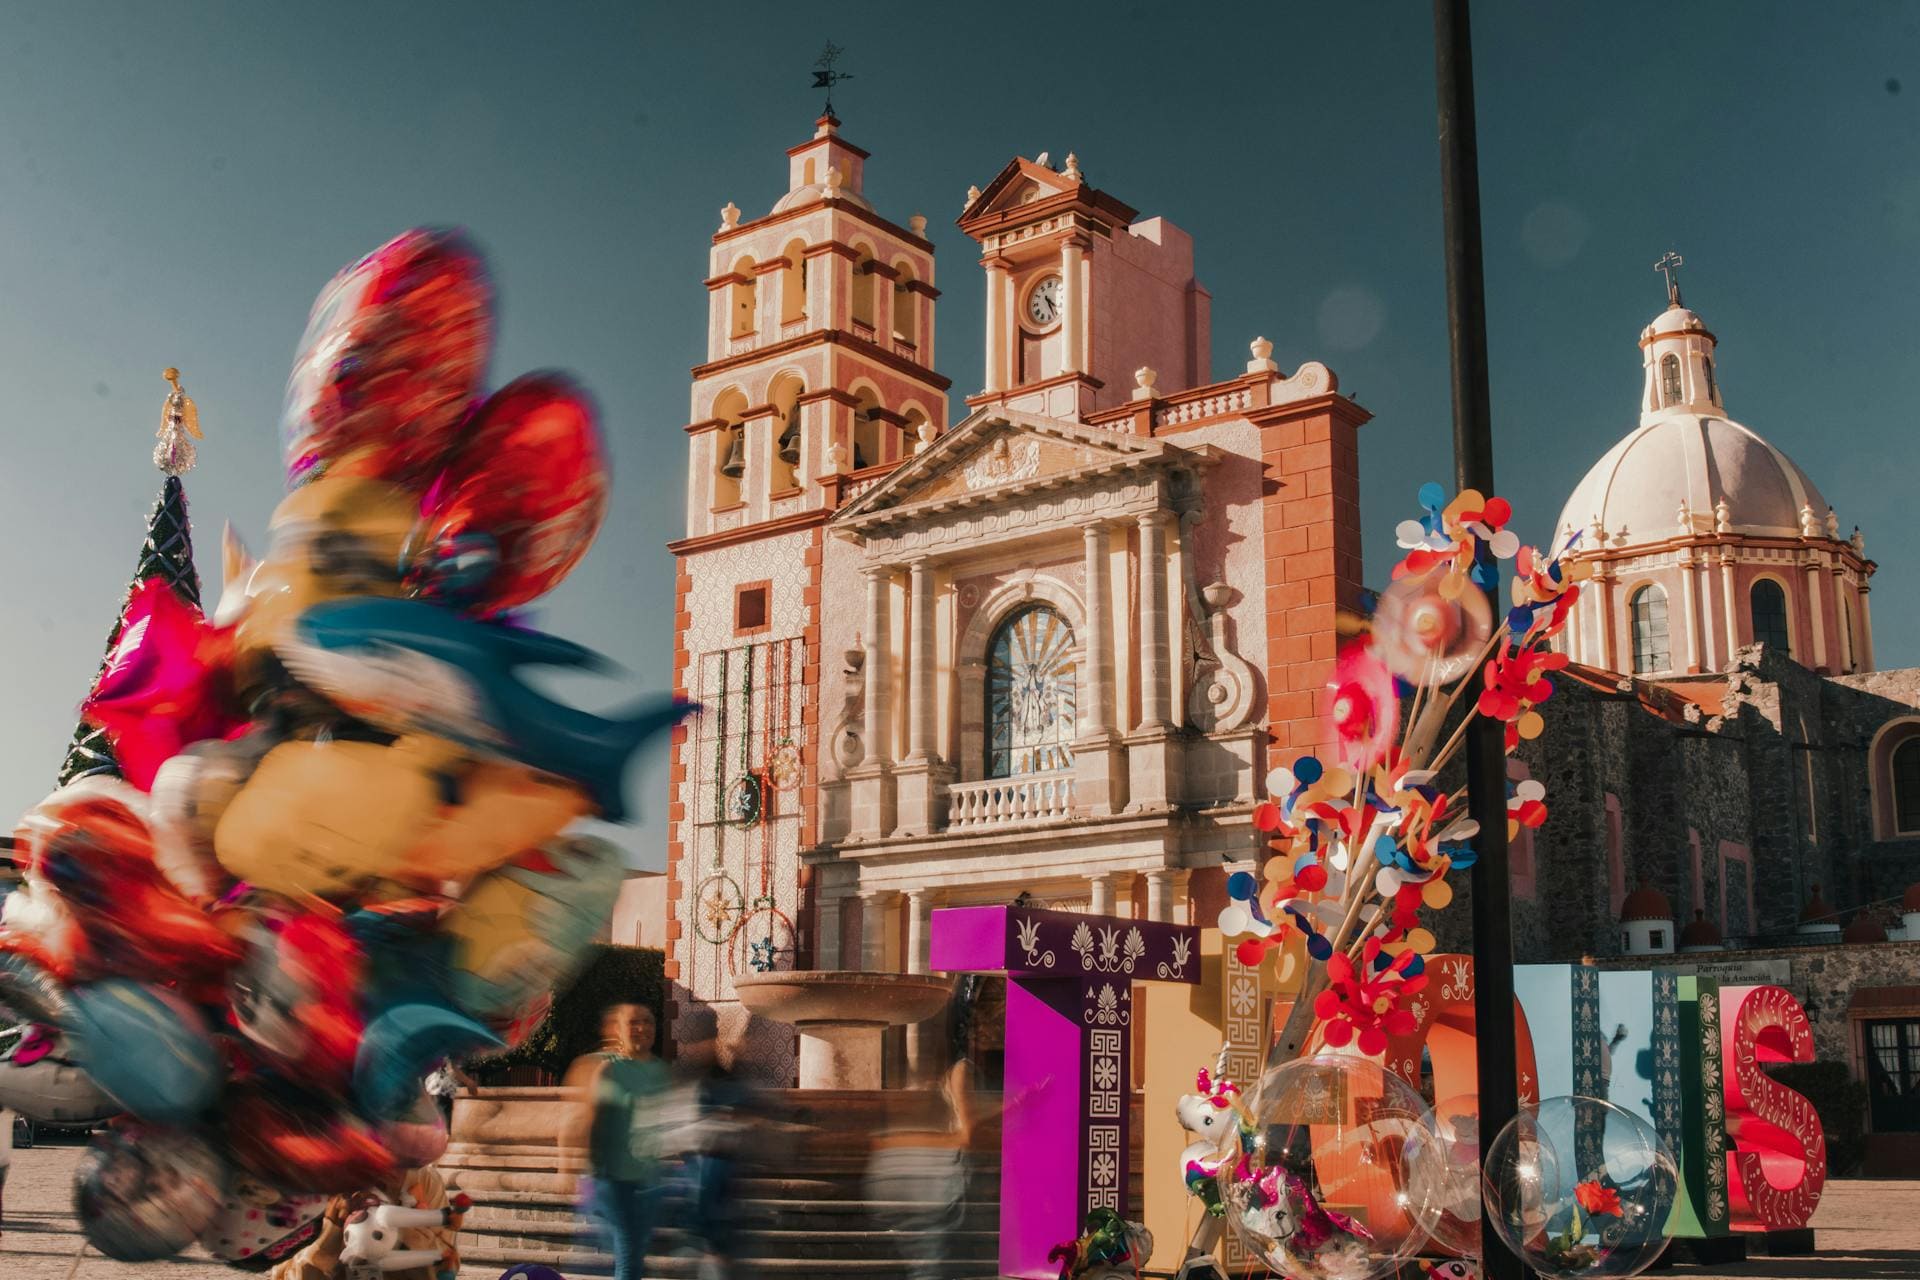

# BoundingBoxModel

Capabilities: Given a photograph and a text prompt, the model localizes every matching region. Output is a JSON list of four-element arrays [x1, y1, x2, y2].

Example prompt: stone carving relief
[[827, 645, 866, 778], [963, 437, 1042, 491], [1186, 581, 1258, 733]]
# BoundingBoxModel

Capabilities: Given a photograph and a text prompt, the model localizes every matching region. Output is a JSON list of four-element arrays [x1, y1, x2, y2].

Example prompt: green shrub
[[471, 944, 666, 1081], [1764, 1060, 1869, 1177]]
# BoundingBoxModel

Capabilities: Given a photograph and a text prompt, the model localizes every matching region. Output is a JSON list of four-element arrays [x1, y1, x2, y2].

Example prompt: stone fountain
[[733, 969, 955, 1089]]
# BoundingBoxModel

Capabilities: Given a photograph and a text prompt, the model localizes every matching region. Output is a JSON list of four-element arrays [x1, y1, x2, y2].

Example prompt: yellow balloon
[[403, 764, 590, 885], [214, 740, 440, 898]]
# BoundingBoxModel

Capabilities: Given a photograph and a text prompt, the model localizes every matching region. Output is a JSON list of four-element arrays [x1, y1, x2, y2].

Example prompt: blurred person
[[424, 1057, 474, 1129], [267, 1163, 463, 1280], [865, 1037, 977, 1280], [661, 1006, 757, 1280], [0, 1105, 11, 1237], [561, 1001, 668, 1280]]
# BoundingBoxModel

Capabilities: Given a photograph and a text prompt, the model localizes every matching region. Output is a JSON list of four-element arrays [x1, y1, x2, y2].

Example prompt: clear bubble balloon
[[1218, 1054, 1440, 1280], [74, 1124, 224, 1261], [1406, 1093, 1483, 1259], [1481, 1095, 1677, 1279]]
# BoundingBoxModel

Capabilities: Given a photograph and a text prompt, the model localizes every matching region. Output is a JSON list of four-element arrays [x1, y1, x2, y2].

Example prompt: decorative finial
[[1852, 526, 1865, 554], [720, 201, 741, 230], [1063, 152, 1081, 182], [824, 166, 844, 199], [155, 367, 202, 477], [909, 213, 928, 237], [1247, 336, 1278, 373], [1677, 498, 1692, 534], [1714, 497, 1731, 533], [1132, 366, 1158, 400], [914, 418, 937, 453], [1654, 250, 1684, 307], [1034, 151, 1050, 169], [964, 184, 981, 210], [1799, 503, 1819, 539], [811, 42, 853, 119], [1825, 507, 1840, 539]]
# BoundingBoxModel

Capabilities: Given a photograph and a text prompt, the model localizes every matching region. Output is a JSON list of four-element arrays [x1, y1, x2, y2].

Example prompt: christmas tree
[[57, 370, 205, 786]]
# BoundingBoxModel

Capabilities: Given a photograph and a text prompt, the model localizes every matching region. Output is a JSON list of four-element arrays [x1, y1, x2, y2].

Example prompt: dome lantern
[[1620, 885, 1675, 956]]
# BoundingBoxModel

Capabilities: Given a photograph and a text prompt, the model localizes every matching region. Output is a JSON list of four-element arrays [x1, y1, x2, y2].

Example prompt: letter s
[[1719, 984, 1826, 1231]]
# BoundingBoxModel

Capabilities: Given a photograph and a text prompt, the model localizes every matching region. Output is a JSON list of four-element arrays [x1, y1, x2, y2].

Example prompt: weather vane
[[812, 42, 852, 118], [1654, 250, 1684, 307]]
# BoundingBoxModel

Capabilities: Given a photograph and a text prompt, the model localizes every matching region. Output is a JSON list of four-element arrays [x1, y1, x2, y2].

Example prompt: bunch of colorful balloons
[[0, 229, 687, 1264]]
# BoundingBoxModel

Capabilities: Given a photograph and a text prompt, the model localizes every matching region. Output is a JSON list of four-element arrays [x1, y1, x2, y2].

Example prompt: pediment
[[831, 409, 1187, 532], [961, 157, 1081, 223]]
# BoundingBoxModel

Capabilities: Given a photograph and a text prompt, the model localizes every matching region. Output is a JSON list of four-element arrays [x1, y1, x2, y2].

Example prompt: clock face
[[1025, 274, 1063, 329]]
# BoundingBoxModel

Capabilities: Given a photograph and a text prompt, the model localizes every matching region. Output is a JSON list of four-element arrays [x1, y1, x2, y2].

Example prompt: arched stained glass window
[[1661, 353, 1683, 406], [1751, 579, 1791, 653], [987, 605, 1077, 778], [1630, 584, 1671, 674]]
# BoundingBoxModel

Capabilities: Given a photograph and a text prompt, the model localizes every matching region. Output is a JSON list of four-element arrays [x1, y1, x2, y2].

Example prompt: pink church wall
[[1089, 218, 1210, 410]]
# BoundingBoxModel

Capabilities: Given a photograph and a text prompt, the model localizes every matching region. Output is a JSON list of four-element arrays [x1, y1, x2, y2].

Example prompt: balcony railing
[[947, 771, 1075, 831]]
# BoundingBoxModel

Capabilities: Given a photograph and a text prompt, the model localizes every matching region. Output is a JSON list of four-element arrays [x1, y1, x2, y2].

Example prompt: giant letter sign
[[1719, 984, 1825, 1232]]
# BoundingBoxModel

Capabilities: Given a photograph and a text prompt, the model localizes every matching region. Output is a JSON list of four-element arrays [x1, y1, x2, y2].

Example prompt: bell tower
[[666, 116, 950, 1070], [684, 113, 951, 541]]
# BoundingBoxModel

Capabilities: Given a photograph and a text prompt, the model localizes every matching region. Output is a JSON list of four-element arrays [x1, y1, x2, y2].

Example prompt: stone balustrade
[[946, 770, 1075, 830]]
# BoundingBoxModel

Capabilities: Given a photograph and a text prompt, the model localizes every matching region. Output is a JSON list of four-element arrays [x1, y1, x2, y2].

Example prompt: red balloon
[[280, 228, 492, 487], [225, 1088, 398, 1194], [83, 579, 242, 791], [406, 373, 609, 612]]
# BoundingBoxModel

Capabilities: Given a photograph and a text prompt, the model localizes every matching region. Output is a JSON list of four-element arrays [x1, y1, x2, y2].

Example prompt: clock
[[1024, 274, 1063, 330]]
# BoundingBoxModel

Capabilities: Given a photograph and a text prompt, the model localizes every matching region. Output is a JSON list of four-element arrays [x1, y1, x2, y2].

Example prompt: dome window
[[1751, 579, 1791, 653], [1630, 583, 1671, 674], [1703, 356, 1719, 406], [1661, 353, 1683, 407]]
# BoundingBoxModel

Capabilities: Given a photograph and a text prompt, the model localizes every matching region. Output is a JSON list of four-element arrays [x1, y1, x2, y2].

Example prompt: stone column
[[852, 566, 898, 838], [863, 566, 893, 766], [1832, 568, 1853, 672], [816, 892, 844, 970], [906, 559, 937, 762], [1859, 588, 1876, 671], [1088, 873, 1119, 917], [859, 889, 898, 973], [1080, 523, 1114, 735], [1144, 868, 1189, 924], [983, 261, 1010, 394], [1679, 551, 1702, 672], [1126, 512, 1179, 811], [1720, 554, 1740, 663], [904, 888, 939, 1076], [1060, 236, 1087, 375], [1135, 512, 1173, 730], [1596, 570, 1616, 672], [1076, 522, 1129, 815], [1804, 557, 1828, 671]]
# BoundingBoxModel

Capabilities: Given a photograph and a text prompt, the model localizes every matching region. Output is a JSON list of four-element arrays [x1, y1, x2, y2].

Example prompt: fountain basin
[[733, 970, 954, 1089]]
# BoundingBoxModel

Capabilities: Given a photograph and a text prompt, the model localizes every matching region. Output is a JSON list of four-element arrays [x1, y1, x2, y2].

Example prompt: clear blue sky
[[2, 2, 1914, 868]]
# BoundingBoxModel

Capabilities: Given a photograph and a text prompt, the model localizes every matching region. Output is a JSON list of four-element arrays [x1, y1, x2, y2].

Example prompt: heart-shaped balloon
[[280, 227, 492, 487], [405, 372, 609, 613]]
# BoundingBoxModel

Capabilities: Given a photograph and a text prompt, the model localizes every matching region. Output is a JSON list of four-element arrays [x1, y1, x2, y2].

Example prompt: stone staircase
[[445, 1087, 1009, 1279]]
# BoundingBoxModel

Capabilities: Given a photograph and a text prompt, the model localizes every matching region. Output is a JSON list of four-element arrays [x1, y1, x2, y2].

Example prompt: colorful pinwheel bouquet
[[1219, 482, 1583, 1056]]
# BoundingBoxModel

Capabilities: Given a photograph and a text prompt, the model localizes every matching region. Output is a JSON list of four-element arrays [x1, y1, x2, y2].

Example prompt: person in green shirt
[[561, 1002, 668, 1280]]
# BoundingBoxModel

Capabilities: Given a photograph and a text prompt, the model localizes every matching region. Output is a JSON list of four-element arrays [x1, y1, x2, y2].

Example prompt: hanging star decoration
[[748, 937, 778, 973]]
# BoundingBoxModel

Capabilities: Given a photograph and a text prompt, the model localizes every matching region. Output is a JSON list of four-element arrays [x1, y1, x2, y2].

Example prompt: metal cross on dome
[[811, 42, 853, 117], [1655, 250, 1684, 306]]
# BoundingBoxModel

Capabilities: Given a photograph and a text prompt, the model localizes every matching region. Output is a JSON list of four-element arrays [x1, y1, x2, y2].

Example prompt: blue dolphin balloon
[[281, 597, 694, 821]]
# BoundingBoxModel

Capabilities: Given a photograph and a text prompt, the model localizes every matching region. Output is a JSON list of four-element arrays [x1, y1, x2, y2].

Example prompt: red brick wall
[[1251, 394, 1370, 763]]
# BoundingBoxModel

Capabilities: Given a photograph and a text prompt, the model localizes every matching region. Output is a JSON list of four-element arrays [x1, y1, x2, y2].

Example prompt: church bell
[[719, 432, 746, 479], [777, 419, 801, 466]]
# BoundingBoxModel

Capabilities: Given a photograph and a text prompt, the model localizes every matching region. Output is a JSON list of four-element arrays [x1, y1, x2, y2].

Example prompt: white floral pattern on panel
[[1158, 932, 1194, 980], [1017, 916, 1055, 969]]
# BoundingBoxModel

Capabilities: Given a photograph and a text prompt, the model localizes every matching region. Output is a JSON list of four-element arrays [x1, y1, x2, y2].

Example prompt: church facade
[[662, 117, 1366, 1074]]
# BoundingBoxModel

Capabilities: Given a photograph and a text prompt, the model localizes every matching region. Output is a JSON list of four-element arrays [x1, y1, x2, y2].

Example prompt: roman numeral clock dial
[[1026, 273, 1062, 328]]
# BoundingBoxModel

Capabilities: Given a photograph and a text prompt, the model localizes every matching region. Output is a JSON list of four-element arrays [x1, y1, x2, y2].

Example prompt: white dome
[[1557, 410, 1829, 545], [1642, 303, 1710, 340]]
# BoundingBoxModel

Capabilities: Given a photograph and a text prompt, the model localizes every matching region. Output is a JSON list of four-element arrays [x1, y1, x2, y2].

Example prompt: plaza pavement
[[0, 1143, 1915, 1279]]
